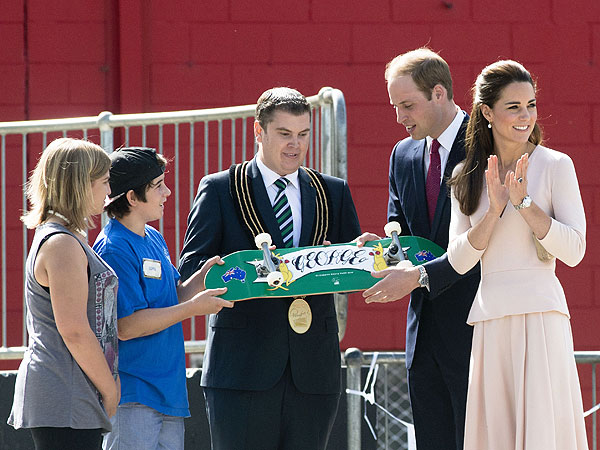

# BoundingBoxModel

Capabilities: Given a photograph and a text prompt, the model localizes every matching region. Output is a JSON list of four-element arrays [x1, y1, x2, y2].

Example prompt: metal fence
[[345, 349, 600, 450], [0, 87, 348, 361]]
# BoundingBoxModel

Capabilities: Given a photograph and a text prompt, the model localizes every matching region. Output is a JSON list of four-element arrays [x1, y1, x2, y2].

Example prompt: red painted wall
[[1, 1, 599, 357]]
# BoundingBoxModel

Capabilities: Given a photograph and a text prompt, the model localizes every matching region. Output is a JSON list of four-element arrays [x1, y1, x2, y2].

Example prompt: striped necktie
[[273, 178, 294, 248]]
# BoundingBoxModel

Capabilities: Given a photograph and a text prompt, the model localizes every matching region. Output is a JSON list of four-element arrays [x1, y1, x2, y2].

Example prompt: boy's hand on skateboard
[[190, 256, 232, 314], [190, 287, 233, 315], [199, 255, 225, 288], [353, 232, 382, 248], [362, 265, 420, 303], [179, 256, 225, 300]]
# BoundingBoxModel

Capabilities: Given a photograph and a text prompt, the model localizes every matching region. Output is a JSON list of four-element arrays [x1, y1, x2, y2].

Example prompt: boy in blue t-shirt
[[93, 147, 232, 450]]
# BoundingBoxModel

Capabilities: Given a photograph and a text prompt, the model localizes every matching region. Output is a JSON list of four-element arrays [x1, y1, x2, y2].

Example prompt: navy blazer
[[387, 116, 480, 369], [179, 158, 361, 394]]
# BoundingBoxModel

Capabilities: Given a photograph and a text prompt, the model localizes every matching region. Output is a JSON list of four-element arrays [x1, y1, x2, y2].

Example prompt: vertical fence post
[[345, 347, 363, 450], [593, 362, 597, 450], [320, 87, 348, 181], [98, 111, 114, 228], [98, 111, 114, 155], [21, 134, 28, 345], [319, 89, 333, 177], [1, 135, 6, 349]]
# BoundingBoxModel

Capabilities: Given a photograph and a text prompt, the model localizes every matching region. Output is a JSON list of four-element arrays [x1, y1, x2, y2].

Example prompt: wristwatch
[[514, 195, 532, 210], [417, 265, 430, 291]]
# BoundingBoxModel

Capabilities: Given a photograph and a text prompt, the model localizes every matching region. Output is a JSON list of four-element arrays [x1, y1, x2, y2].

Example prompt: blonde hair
[[385, 48, 454, 100], [21, 138, 111, 232]]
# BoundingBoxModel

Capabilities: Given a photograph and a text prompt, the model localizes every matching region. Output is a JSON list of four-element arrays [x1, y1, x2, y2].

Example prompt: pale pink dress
[[448, 146, 589, 450]]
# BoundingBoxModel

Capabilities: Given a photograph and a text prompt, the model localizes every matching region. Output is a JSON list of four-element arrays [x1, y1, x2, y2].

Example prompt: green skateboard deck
[[205, 236, 445, 301]]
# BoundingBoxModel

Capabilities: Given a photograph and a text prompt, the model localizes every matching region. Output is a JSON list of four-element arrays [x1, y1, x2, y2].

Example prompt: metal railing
[[0, 87, 348, 360], [345, 349, 600, 450]]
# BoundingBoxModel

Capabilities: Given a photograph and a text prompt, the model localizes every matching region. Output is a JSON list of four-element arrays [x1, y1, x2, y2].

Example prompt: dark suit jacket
[[387, 116, 480, 370], [179, 158, 361, 395]]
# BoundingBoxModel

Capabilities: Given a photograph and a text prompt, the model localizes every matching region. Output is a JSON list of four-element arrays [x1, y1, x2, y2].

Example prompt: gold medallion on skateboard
[[288, 297, 312, 334]]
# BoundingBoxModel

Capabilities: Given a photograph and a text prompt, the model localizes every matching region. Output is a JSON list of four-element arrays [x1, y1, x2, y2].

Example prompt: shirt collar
[[426, 107, 465, 153], [256, 156, 300, 190]]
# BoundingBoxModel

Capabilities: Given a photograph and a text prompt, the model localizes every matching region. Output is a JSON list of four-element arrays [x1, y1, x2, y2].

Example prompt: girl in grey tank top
[[8, 222, 118, 432], [7, 138, 119, 449]]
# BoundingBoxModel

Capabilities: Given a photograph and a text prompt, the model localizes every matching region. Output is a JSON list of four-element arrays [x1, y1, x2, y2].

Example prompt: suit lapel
[[248, 159, 285, 248], [411, 140, 431, 235], [298, 168, 316, 247], [430, 116, 469, 238]]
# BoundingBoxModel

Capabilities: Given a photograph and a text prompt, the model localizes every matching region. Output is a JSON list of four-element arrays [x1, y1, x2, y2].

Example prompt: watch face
[[515, 195, 532, 210]]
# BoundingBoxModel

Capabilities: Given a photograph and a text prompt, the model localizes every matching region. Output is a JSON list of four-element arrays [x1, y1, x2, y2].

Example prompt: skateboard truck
[[383, 221, 413, 267], [254, 233, 285, 287]]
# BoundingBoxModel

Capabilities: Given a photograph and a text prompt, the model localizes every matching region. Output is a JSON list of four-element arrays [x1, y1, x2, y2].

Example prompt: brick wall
[[0, 0, 598, 357]]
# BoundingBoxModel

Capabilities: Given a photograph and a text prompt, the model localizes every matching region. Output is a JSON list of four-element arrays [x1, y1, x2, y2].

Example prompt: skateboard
[[205, 222, 445, 302]]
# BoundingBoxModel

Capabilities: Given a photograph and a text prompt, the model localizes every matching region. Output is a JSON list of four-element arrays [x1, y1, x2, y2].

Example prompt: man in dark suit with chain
[[360, 48, 480, 450], [179, 87, 361, 450]]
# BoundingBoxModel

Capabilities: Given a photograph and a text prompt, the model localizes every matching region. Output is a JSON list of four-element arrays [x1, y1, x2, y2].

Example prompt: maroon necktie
[[426, 139, 441, 224]]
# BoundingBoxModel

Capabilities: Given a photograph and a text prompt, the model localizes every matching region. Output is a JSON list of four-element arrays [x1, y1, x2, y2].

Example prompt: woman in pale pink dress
[[447, 60, 588, 450]]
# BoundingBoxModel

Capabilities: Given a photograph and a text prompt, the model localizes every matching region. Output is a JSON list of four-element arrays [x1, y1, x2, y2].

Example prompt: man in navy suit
[[179, 87, 361, 450], [360, 48, 480, 450]]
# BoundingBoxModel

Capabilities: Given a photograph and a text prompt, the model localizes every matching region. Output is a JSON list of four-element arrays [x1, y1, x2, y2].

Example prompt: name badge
[[143, 259, 162, 279]]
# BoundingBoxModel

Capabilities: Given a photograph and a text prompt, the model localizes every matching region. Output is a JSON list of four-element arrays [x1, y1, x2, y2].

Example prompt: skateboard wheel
[[397, 260, 413, 268], [384, 221, 402, 237], [255, 232, 272, 249], [266, 271, 284, 287]]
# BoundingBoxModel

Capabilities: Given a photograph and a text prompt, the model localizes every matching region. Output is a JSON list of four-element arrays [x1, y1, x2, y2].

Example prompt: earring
[[487, 122, 492, 129]]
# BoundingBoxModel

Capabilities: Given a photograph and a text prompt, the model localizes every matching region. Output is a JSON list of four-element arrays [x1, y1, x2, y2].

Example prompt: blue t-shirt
[[93, 219, 189, 417]]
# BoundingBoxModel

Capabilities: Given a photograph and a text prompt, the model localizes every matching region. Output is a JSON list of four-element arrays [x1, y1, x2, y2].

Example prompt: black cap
[[107, 147, 164, 201]]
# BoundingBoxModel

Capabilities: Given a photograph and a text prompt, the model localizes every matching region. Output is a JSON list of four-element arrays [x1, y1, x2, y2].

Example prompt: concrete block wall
[[0, 0, 598, 356]]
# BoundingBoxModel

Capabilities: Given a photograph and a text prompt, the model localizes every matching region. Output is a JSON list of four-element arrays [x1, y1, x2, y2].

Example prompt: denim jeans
[[102, 403, 184, 450]]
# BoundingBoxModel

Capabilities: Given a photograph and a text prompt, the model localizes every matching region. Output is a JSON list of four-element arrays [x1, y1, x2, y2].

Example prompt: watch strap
[[417, 265, 430, 291]]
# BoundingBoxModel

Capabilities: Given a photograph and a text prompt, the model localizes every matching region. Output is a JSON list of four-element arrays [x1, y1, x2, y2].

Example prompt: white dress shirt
[[424, 108, 466, 183], [256, 157, 302, 247]]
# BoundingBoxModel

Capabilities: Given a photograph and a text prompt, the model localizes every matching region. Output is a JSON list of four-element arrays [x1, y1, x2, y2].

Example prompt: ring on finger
[[517, 177, 523, 183]]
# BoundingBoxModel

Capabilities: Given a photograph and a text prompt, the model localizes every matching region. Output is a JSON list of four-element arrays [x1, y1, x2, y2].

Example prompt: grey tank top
[[8, 222, 118, 432]]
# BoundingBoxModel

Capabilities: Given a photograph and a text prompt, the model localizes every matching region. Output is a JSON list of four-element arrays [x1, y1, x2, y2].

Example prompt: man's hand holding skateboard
[[355, 227, 422, 304]]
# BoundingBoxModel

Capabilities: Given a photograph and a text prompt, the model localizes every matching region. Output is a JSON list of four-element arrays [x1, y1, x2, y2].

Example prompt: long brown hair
[[448, 60, 543, 216]]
